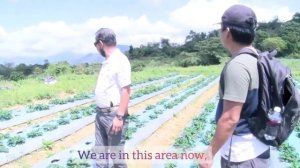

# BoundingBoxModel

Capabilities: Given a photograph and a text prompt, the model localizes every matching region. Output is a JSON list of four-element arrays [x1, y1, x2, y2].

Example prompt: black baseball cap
[[221, 4, 257, 30]]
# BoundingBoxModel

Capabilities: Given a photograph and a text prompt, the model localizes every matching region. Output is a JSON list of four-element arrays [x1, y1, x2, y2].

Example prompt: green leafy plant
[[42, 139, 54, 150], [46, 164, 64, 168], [125, 127, 138, 140], [0, 133, 10, 140], [27, 128, 43, 138], [70, 113, 82, 120], [165, 162, 177, 168], [149, 114, 158, 120], [49, 99, 67, 105], [0, 110, 12, 121], [66, 158, 90, 168], [279, 143, 300, 165], [145, 105, 156, 110], [57, 118, 70, 125], [27, 104, 49, 112], [7, 135, 25, 147], [43, 123, 58, 132]]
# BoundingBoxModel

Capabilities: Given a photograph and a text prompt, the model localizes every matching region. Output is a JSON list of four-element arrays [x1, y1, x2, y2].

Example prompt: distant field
[[0, 65, 222, 109], [0, 58, 298, 110], [281, 59, 300, 80]]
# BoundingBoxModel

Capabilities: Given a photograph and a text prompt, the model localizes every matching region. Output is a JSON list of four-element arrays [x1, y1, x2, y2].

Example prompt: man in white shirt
[[200, 5, 270, 168], [94, 28, 131, 168]]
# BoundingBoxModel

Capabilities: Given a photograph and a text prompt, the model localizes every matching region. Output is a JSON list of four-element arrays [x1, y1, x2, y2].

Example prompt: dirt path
[[1, 80, 202, 168], [127, 82, 219, 168]]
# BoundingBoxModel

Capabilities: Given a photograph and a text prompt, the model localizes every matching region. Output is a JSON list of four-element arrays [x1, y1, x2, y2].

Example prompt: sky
[[0, 0, 299, 59]]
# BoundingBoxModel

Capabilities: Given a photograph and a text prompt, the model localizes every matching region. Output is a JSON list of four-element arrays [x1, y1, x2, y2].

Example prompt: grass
[[0, 74, 96, 109], [281, 59, 300, 80]]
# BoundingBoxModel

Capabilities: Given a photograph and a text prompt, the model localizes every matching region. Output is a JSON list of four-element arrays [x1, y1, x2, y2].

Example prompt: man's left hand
[[111, 117, 124, 135]]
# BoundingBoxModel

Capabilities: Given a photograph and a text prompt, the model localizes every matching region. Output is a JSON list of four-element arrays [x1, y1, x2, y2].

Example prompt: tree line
[[127, 13, 300, 67]]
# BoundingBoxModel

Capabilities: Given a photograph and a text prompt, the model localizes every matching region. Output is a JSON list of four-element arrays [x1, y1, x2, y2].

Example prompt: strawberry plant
[[57, 118, 70, 125], [70, 109, 81, 114], [73, 93, 90, 101], [0, 133, 10, 140], [149, 114, 158, 120], [154, 109, 164, 115], [125, 127, 138, 140], [0, 110, 12, 121], [128, 115, 139, 123], [42, 139, 54, 150], [66, 158, 90, 168], [81, 108, 93, 116], [165, 162, 177, 168], [70, 113, 82, 120], [47, 164, 64, 168], [145, 105, 156, 110], [27, 128, 43, 138], [27, 104, 49, 112], [279, 143, 300, 164], [49, 99, 68, 105], [136, 121, 146, 128], [7, 135, 25, 147], [43, 123, 58, 132]]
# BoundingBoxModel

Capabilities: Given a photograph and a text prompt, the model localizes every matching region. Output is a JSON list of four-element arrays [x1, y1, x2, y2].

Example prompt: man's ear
[[225, 28, 232, 40], [99, 40, 103, 46]]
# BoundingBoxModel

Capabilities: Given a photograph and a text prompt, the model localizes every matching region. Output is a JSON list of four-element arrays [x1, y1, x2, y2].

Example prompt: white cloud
[[170, 0, 239, 31], [252, 6, 294, 22], [169, 0, 294, 31], [0, 0, 296, 59], [0, 15, 182, 58]]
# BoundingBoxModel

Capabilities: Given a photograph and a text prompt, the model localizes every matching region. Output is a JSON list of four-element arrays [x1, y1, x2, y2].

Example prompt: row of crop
[[0, 104, 96, 153], [125, 76, 209, 140], [125, 77, 210, 140], [125, 76, 216, 140], [0, 75, 194, 130], [132, 73, 177, 86], [0, 75, 202, 166], [164, 101, 216, 168], [0, 74, 179, 122], [131, 75, 195, 99], [0, 93, 91, 122], [278, 143, 300, 168], [32, 76, 219, 168]]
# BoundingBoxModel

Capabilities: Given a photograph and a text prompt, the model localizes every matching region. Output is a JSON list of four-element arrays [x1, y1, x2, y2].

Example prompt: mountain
[[0, 45, 129, 65]]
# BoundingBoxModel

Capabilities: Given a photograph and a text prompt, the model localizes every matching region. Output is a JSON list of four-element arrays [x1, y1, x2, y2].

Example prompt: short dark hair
[[222, 23, 255, 45], [95, 28, 117, 46]]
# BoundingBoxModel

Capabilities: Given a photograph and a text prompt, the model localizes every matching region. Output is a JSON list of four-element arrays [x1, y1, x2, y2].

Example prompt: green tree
[[261, 37, 287, 55], [9, 71, 25, 81], [46, 61, 72, 75]]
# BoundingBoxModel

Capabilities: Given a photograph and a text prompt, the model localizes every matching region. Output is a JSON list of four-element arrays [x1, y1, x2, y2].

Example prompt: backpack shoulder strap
[[237, 47, 260, 59]]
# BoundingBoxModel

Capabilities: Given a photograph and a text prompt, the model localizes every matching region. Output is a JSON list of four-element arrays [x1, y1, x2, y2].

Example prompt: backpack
[[244, 49, 300, 147]]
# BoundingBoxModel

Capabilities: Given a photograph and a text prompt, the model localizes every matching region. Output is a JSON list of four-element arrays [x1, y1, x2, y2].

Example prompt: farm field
[[0, 59, 300, 168]]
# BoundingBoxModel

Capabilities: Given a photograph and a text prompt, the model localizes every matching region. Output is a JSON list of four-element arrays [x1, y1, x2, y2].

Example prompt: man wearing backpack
[[200, 5, 270, 168]]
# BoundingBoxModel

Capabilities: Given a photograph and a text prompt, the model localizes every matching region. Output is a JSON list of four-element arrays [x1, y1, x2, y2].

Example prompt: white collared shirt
[[95, 48, 131, 108]]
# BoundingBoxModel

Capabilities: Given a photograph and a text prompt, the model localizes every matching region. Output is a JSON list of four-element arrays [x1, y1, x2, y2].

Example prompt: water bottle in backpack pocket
[[264, 106, 282, 140]]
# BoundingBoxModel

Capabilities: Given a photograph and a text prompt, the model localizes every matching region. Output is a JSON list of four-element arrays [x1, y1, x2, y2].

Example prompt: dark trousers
[[94, 108, 129, 168], [221, 149, 270, 168]]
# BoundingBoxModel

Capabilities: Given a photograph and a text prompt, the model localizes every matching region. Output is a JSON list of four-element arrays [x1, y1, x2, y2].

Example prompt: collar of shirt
[[101, 48, 121, 65], [233, 46, 258, 57]]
